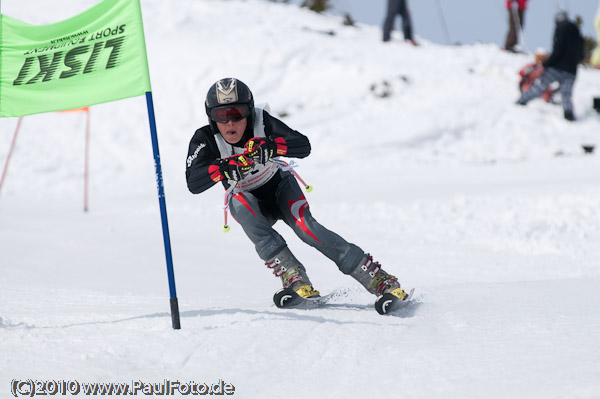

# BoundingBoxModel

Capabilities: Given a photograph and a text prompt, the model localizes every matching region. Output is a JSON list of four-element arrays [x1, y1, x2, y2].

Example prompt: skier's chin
[[223, 131, 243, 144]]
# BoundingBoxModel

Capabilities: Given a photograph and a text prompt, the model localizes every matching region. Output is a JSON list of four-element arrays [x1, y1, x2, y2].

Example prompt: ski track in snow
[[1, 0, 600, 398]]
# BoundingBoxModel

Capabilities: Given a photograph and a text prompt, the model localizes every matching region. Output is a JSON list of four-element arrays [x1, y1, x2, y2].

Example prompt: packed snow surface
[[1, 1, 600, 398]]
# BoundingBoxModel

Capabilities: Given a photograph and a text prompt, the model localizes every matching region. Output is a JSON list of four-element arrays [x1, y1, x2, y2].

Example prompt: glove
[[217, 154, 254, 181], [244, 137, 287, 164]]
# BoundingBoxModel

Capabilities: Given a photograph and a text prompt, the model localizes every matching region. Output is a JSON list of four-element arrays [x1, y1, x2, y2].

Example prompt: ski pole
[[222, 159, 312, 232], [222, 180, 237, 233], [270, 159, 313, 192], [435, 0, 452, 45]]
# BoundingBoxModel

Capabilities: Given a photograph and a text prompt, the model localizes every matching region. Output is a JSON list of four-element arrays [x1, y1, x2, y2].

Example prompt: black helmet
[[205, 78, 254, 133]]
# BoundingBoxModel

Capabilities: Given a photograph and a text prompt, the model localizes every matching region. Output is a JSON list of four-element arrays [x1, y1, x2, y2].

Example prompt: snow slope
[[1, 1, 600, 398]]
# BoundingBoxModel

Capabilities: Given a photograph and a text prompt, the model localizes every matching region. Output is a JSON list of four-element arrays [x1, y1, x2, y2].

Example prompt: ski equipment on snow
[[265, 248, 320, 298], [350, 253, 403, 296], [375, 287, 415, 315], [273, 286, 415, 314], [273, 287, 332, 309]]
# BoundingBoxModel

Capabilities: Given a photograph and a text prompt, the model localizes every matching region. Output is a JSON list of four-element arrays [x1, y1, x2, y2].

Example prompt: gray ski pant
[[517, 67, 575, 113], [383, 0, 413, 41], [229, 171, 364, 274]]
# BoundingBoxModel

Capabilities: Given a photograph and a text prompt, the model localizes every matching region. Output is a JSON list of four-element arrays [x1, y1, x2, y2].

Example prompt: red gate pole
[[0, 117, 24, 197], [58, 107, 91, 212]]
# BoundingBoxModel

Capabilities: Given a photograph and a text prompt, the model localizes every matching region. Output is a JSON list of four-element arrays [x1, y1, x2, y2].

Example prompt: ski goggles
[[210, 104, 250, 124]]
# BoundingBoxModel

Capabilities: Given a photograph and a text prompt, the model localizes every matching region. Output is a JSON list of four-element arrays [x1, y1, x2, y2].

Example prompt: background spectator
[[505, 0, 529, 52], [591, 0, 600, 67], [516, 11, 585, 121], [383, 0, 417, 45]]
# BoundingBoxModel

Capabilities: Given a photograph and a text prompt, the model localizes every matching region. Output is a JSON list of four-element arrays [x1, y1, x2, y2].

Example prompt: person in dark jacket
[[383, 0, 417, 45], [504, 0, 529, 52], [186, 78, 410, 303], [516, 11, 585, 121]]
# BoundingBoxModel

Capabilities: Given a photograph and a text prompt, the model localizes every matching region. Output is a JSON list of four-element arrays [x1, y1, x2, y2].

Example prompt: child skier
[[186, 78, 409, 306], [518, 48, 556, 103], [516, 11, 585, 121]]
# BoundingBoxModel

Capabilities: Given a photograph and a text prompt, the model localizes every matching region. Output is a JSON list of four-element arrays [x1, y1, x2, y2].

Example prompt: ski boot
[[350, 253, 409, 300], [266, 248, 320, 299]]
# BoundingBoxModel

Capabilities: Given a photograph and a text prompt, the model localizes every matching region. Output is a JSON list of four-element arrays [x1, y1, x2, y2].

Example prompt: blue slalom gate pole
[[145, 91, 181, 330]]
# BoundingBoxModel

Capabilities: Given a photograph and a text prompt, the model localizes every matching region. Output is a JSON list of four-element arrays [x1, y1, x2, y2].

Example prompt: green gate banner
[[0, 0, 151, 117]]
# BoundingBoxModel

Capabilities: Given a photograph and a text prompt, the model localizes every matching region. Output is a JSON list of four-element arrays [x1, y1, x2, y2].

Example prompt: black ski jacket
[[186, 110, 311, 195], [543, 20, 584, 75]]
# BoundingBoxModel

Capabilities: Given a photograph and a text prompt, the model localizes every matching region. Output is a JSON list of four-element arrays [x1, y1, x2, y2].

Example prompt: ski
[[273, 287, 333, 309], [374, 288, 415, 315]]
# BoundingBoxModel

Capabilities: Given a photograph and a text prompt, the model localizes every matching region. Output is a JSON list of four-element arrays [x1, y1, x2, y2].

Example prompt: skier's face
[[217, 117, 247, 145]]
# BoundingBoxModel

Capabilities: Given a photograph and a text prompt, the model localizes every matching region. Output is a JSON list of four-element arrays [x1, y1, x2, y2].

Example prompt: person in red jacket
[[518, 48, 556, 103], [505, 0, 529, 52]]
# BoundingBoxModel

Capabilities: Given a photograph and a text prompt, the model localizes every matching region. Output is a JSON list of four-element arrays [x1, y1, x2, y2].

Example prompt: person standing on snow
[[591, 0, 600, 68], [383, 0, 417, 45], [504, 0, 529, 52], [186, 78, 410, 303], [516, 11, 585, 121]]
